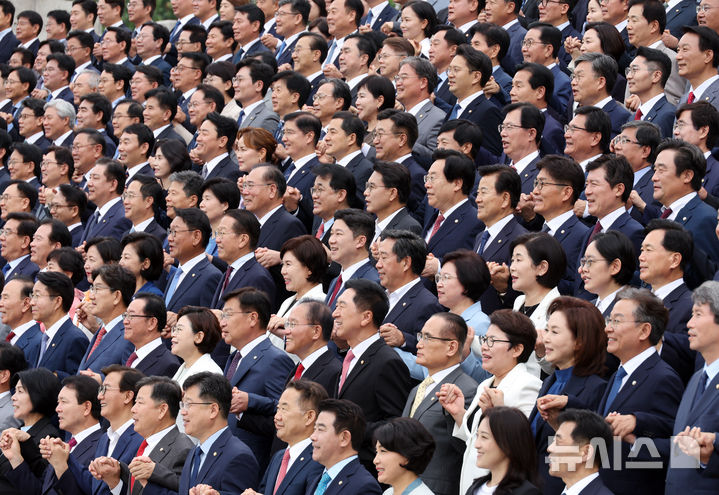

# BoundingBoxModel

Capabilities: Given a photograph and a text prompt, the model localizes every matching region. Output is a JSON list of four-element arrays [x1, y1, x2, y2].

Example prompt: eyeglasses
[[478, 335, 512, 347], [498, 123, 525, 133], [521, 39, 548, 48], [625, 66, 656, 77], [275, 10, 298, 16], [179, 401, 215, 410], [578, 257, 607, 268], [365, 183, 390, 192], [605, 317, 644, 328], [423, 174, 438, 184], [220, 310, 254, 319], [673, 121, 690, 130], [416, 332, 457, 343], [171, 64, 198, 73], [697, 4, 717, 12], [30, 291, 58, 300], [0, 196, 23, 203], [187, 100, 211, 109], [48, 203, 71, 209], [435, 273, 457, 284], [377, 53, 402, 61], [533, 179, 569, 191], [312, 93, 331, 101], [122, 312, 153, 321], [98, 385, 121, 394], [89, 283, 113, 294], [539, 0, 567, 5], [564, 124, 589, 134], [213, 230, 237, 238], [241, 182, 273, 191], [285, 321, 316, 330], [374, 131, 403, 139], [167, 228, 196, 237], [41, 161, 59, 168], [393, 75, 419, 83], [310, 186, 328, 195], [612, 135, 641, 146], [72, 143, 97, 152]]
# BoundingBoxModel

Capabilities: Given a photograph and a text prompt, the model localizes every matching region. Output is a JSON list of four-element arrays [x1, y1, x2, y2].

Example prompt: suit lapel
[[277, 444, 314, 494], [609, 354, 657, 411], [42, 320, 69, 364], [339, 340, 382, 395], [482, 219, 515, 260], [384, 283, 421, 322], [148, 427, 179, 465], [687, 372, 719, 424], [231, 338, 269, 385], [428, 202, 470, 250], [170, 258, 209, 306], [198, 429, 229, 482], [413, 367, 463, 418]]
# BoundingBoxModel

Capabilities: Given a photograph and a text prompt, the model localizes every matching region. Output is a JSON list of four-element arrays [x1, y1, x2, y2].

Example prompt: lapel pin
[[191, 273, 196, 277], [402, 302, 407, 306], [715, 384, 719, 389], [52, 343, 56, 347], [631, 380, 636, 386], [431, 397, 435, 401], [300, 457, 304, 461], [253, 355, 258, 359], [454, 219, 459, 223], [360, 360, 365, 364], [497, 239, 502, 243], [468, 110, 472, 114], [682, 217, 687, 221], [560, 230, 565, 234], [159, 448, 164, 452], [338, 481, 343, 485], [213, 451, 217, 456]]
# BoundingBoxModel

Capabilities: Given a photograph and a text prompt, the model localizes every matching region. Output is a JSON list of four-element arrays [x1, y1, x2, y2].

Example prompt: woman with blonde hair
[[234, 127, 278, 173]]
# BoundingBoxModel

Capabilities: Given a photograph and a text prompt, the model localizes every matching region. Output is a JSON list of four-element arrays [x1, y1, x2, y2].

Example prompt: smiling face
[[480, 324, 520, 376], [374, 441, 411, 485], [474, 416, 507, 470], [170, 314, 200, 360], [131, 384, 164, 438], [274, 387, 312, 444], [509, 243, 546, 294], [281, 250, 312, 293], [585, 166, 623, 218], [579, 241, 617, 296], [12, 380, 33, 421], [543, 310, 577, 369], [311, 410, 346, 467], [97, 371, 130, 422]]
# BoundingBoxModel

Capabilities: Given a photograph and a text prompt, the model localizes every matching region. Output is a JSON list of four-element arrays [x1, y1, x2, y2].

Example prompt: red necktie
[[86, 327, 107, 358], [427, 213, 444, 242], [273, 448, 291, 494], [130, 439, 148, 492], [221, 266, 234, 294], [327, 273, 343, 306], [293, 363, 305, 381], [315, 223, 324, 240], [338, 350, 355, 393], [587, 221, 602, 246], [688, 91, 695, 104], [5, 331, 15, 343], [634, 109, 642, 120], [125, 351, 138, 367], [68, 437, 77, 450], [660, 207, 673, 219]]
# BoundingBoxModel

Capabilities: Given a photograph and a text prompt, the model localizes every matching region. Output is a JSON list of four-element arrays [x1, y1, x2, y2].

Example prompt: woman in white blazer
[[375, 418, 436, 495], [439, 310, 542, 495], [170, 306, 224, 387], [267, 236, 327, 350], [510, 233, 566, 377]]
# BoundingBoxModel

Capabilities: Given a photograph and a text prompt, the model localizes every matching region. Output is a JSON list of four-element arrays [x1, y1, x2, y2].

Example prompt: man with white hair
[[69, 70, 99, 107], [43, 100, 76, 149]]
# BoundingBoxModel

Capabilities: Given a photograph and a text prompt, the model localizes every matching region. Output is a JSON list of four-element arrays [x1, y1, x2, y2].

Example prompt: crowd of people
[[0, 0, 716, 493]]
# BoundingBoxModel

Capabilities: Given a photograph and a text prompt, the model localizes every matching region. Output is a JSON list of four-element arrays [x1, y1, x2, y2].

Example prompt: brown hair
[[176, 306, 222, 354], [547, 297, 607, 376], [236, 127, 278, 165]]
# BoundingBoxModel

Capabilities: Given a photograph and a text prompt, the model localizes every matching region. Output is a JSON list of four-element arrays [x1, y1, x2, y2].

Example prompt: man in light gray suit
[[397, 57, 447, 151], [0, 343, 26, 431], [235, 58, 280, 135], [676, 26, 719, 111], [90, 376, 194, 495], [403, 313, 477, 495]]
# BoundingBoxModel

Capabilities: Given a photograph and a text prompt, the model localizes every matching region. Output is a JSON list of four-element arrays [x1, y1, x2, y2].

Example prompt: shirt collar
[[239, 334, 267, 359], [97, 196, 122, 218], [107, 418, 134, 440], [199, 426, 228, 454], [264, 17, 276, 33], [290, 153, 316, 172], [596, 286, 623, 314], [439, 197, 468, 217], [241, 99, 264, 117], [133, 337, 163, 363], [666, 191, 697, 219], [0, 28, 11, 42], [240, 37, 261, 52], [177, 252, 207, 275], [346, 73, 368, 90], [54, 129, 73, 145], [486, 213, 514, 236], [10, 320, 37, 342], [228, 252, 255, 281], [369, 1, 389, 18], [153, 124, 172, 137], [301, 345, 329, 370], [51, 85, 70, 99], [375, 207, 405, 238], [203, 152, 229, 176], [144, 424, 177, 457], [20, 37, 39, 49], [691, 75, 719, 99], [578, 154, 602, 173], [502, 19, 519, 30], [665, 0, 683, 11], [202, 14, 220, 30], [511, 150, 539, 174], [44, 315, 70, 343], [407, 98, 430, 117], [633, 165, 652, 186], [544, 209, 575, 235], [26, 131, 45, 144], [620, 346, 656, 375], [598, 206, 626, 231], [340, 257, 370, 279], [458, 20, 478, 33], [133, 216, 155, 232], [638, 93, 664, 114], [336, 149, 362, 166], [349, 333, 381, 362], [652, 277, 684, 300], [563, 472, 600, 495], [325, 455, 358, 478], [387, 277, 421, 311], [103, 314, 125, 331], [257, 204, 283, 226], [457, 91, 484, 111], [127, 161, 150, 180], [71, 422, 102, 447], [614, 19, 628, 32], [557, 21, 570, 31], [703, 356, 719, 384], [143, 54, 161, 65]]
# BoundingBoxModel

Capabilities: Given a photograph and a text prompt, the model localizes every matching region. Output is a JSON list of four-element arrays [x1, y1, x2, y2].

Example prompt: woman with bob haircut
[[579, 230, 636, 317], [441, 310, 542, 495], [529, 297, 608, 495], [171, 306, 223, 387], [120, 232, 165, 297], [355, 75, 396, 146], [9, 368, 62, 439], [150, 139, 193, 189], [373, 417, 436, 495], [399, 1, 438, 57], [468, 406, 540, 495], [200, 177, 241, 258]]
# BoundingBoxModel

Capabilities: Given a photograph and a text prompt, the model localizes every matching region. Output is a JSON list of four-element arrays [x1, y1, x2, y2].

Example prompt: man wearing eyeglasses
[[135, 22, 172, 87], [499, 103, 543, 194], [537, 0, 580, 69], [403, 313, 477, 495], [625, 48, 676, 139], [76, 265, 136, 375], [0, 212, 39, 280]]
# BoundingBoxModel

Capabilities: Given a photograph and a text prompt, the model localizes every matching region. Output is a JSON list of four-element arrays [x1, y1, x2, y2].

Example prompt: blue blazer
[[423, 200, 484, 259], [643, 95, 676, 138], [500, 22, 526, 76], [70, 224, 84, 247], [665, 0, 698, 38], [549, 64, 573, 116], [631, 167, 660, 224], [434, 77, 456, 108], [518, 154, 541, 195], [665, 369, 719, 494], [206, 153, 241, 182], [344, 152, 373, 201], [147, 56, 172, 87], [604, 99, 632, 138], [674, 194, 719, 264], [5, 255, 39, 281], [36, 318, 88, 379], [276, 36, 300, 67], [143, 218, 168, 243], [382, 280, 445, 354], [553, 214, 590, 295], [59, 131, 76, 149], [155, 124, 186, 144], [305, 458, 382, 495], [13, 322, 43, 368], [224, 338, 294, 469], [489, 66, 512, 108], [50, 87, 75, 105], [596, 352, 683, 494], [530, 372, 607, 495], [449, 96, 503, 157], [399, 156, 427, 223], [260, 443, 323, 495], [134, 342, 181, 377], [308, 73, 326, 101], [361, 3, 399, 30], [164, 256, 223, 312], [541, 110, 566, 156], [257, 207, 307, 251], [287, 157, 319, 233], [77, 320, 134, 373], [582, 211, 645, 261], [100, 130, 117, 158], [0, 32, 19, 64], [703, 155, 719, 197], [325, 260, 379, 311], [211, 256, 276, 309], [80, 200, 132, 243], [174, 428, 258, 494]]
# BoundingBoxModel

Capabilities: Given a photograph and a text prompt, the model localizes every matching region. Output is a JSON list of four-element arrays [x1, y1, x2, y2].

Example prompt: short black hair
[[535, 155, 585, 203], [45, 53, 75, 83], [438, 119, 483, 160], [71, 0, 98, 21], [173, 207, 212, 248], [343, 33, 377, 68], [105, 26, 131, 55], [682, 25, 719, 68], [0, 1, 15, 24], [201, 177, 240, 211], [223, 209, 261, 251], [16, 368, 61, 418], [590, 230, 636, 285], [527, 22, 561, 58], [133, 292, 168, 332], [586, 155, 634, 203], [655, 138, 707, 191], [635, 46, 671, 87], [556, 409, 613, 468], [236, 4, 266, 28], [100, 365, 145, 403], [574, 106, 611, 153], [334, 208, 374, 251], [509, 232, 567, 288], [96, 158, 127, 195], [144, 88, 177, 122], [627, 0, 666, 33], [297, 32, 328, 62], [9, 66, 37, 94], [223, 287, 272, 329], [376, 109, 418, 149], [503, 102, 545, 145], [372, 161, 411, 205], [285, 111, 322, 145], [204, 112, 238, 151], [297, 300, 334, 341], [61, 375, 102, 420], [676, 101, 719, 149], [343, 279, 389, 327], [121, 232, 164, 281], [0, 343, 28, 388], [102, 63, 132, 94], [455, 44, 492, 86], [319, 78, 352, 111], [183, 371, 231, 419], [272, 71, 312, 109], [46, 247, 85, 285], [85, 237, 122, 264], [48, 10, 71, 33], [318, 398, 366, 451], [17, 11, 42, 32], [67, 30, 95, 51], [514, 62, 554, 101], [79, 93, 112, 125], [373, 417, 436, 475], [236, 58, 275, 97], [477, 165, 522, 208], [36, 271, 74, 312], [38, 218, 72, 248], [379, 229, 427, 276], [121, 123, 155, 158], [141, 21, 170, 53], [431, 148, 476, 195], [614, 287, 668, 345], [135, 376, 182, 420], [92, 264, 135, 307], [644, 219, 693, 273], [6, 180, 38, 210]]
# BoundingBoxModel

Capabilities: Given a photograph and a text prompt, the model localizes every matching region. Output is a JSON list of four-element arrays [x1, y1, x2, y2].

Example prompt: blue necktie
[[692, 371, 709, 408], [603, 366, 627, 415], [1, 264, 10, 278], [283, 162, 296, 181], [314, 472, 332, 495], [275, 120, 285, 141], [36, 332, 50, 366], [237, 109, 245, 127], [365, 10, 374, 26], [276, 40, 286, 60], [325, 40, 337, 66], [448, 103, 461, 120], [477, 231, 490, 255], [189, 445, 203, 488], [170, 20, 182, 41], [236, 47, 245, 61], [164, 267, 183, 305]]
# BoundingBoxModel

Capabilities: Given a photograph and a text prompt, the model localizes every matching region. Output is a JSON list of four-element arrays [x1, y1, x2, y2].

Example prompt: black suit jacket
[[383, 280, 445, 354], [424, 200, 484, 260], [287, 348, 341, 395], [553, 214, 590, 295], [660, 282, 696, 384], [384, 207, 422, 236], [344, 152, 373, 202], [134, 343, 181, 377], [258, 207, 307, 251], [205, 154, 241, 182], [142, 218, 167, 243], [449, 96, 502, 156], [0, 32, 19, 64], [465, 478, 540, 495], [155, 125, 186, 144]]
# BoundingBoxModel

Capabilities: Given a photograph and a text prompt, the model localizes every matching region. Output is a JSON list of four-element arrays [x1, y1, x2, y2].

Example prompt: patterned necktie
[[314, 472, 332, 495], [273, 448, 291, 494], [428, 214, 444, 241], [125, 351, 138, 367], [221, 266, 234, 294], [687, 91, 695, 104], [660, 207, 673, 219], [410, 376, 434, 417], [225, 351, 242, 380], [86, 326, 107, 359], [338, 350, 355, 392], [283, 162, 296, 181], [68, 437, 77, 450]]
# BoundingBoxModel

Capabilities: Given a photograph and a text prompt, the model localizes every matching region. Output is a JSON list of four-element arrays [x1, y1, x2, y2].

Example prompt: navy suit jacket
[[276, 36, 300, 67], [205, 153, 241, 182], [134, 342, 181, 377], [36, 318, 88, 379], [224, 338, 294, 469], [516, 154, 541, 195], [344, 152, 373, 200], [175, 428, 258, 494], [13, 322, 43, 368], [50, 87, 75, 105], [423, 200, 484, 260], [541, 110, 566, 156], [530, 372, 607, 495], [703, 155, 719, 198], [164, 256, 223, 312], [100, 130, 117, 157], [80, 200, 132, 243], [325, 260, 379, 310], [59, 131, 76, 149], [604, 99, 632, 138], [583, 212, 645, 261], [501, 22, 526, 76], [0, 32, 19, 64], [305, 458, 382, 495], [450, 96, 503, 157], [642, 95, 675, 138], [5, 256, 39, 281], [260, 443, 323, 495], [308, 73, 326, 101], [382, 280, 445, 354], [70, 224, 84, 247], [553, 214, 590, 295], [258, 206, 308, 251], [674, 194, 719, 264], [211, 256, 276, 309], [147, 56, 172, 87], [361, 3, 399, 31], [489, 66, 512, 108], [549, 64, 573, 116], [665, 369, 719, 494], [143, 218, 168, 243], [398, 156, 427, 223], [287, 157, 319, 233], [155, 125, 186, 144], [77, 320, 134, 373], [631, 167, 659, 224], [665, 0, 698, 38], [435, 77, 456, 108], [596, 352, 683, 494]]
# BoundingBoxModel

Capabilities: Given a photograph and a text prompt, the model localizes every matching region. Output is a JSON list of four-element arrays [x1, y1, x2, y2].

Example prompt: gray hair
[[399, 56, 439, 95], [615, 287, 667, 345], [44, 99, 76, 122], [168, 170, 203, 199], [77, 70, 100, 89], [692, 281, 719, 324], [574, 52, 618, 82]]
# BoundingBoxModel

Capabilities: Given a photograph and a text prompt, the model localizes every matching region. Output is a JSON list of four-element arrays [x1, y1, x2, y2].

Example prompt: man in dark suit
[[377, 230, 445, 355], [326, 209, 379, 310], [282, 111, 321, 233], [135, 22, 173, 87], [31, 272, 88, 378], [44, 54, 76, 105], [80, 159, 132, 243], [17, 100, 51, 152], [520, 24, 573, 113], [179, 372, 261, 492], [474, 165, 528, 313], [404, 313, 478, 495], [232, 5, 272, 63], [221, 287, 294, 470], [628, 47, 676, 138], [1, 213, 39, 283], [600, 289, 684, 493], [306, 399, 382, 495], [255, 380, 326, 495], [195, 112, 240, 182], [0, 3, 19, 65], [665, 281, 719, 493], [0, 278, 42, 367], [123, 180, 167, 243], [284, 302, 342, 394], [324, 112, 373, 200], [164, 208, 223, 313], [90, 376, 194, 495], [484, 0, 525, 75], [665, 0, 697, 38], [272, 1, 307, 67], [676, 26, 719, 111], [291, 33, 326, 101], [77, 265, 135, 374], [431, 28, 464, 109], [547, 409, 615, 495], [143, 89, 187, 144], [571, 53, 631, 138], [361, 0, 398, 31], [445, 45, 503, 156], [500, 103, 544, 194], [77, 93, 118, 158], [332, 280, 413, 474], [118, 124, 155, 182], [123, 293, 181, 377]]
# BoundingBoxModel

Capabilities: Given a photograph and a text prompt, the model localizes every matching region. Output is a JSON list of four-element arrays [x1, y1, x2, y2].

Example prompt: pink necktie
[[338, 350, 355, 392], [428, 214, 444, 241], [273, 448, 291, 494], [86, 326, 107, 358]]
